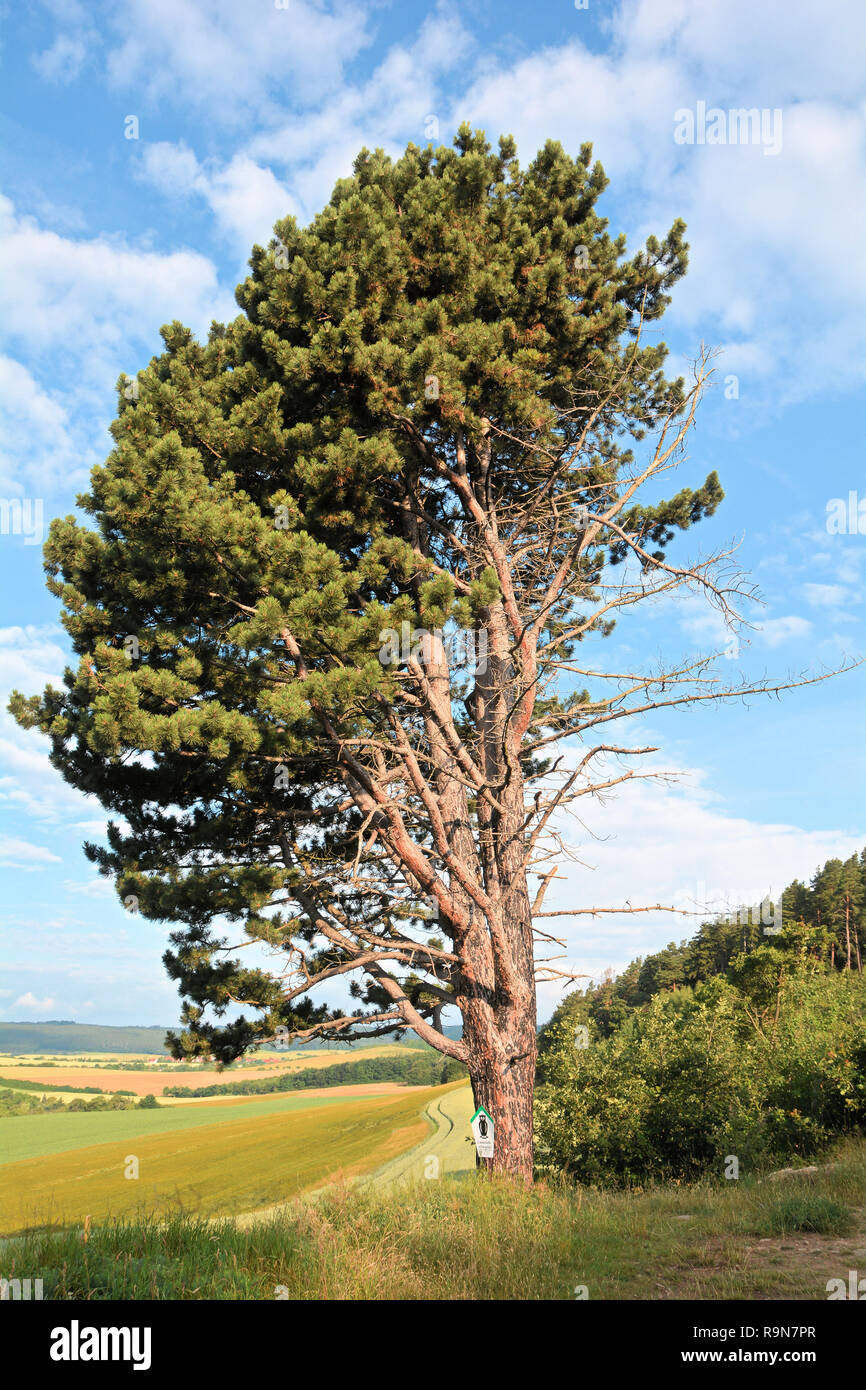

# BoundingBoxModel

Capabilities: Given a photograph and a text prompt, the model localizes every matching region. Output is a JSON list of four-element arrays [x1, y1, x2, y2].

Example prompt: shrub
[[535, 962, 866, 1184]]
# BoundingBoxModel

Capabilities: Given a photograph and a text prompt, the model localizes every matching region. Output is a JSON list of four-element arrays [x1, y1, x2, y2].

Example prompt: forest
[[535, 849, 866, 1183]]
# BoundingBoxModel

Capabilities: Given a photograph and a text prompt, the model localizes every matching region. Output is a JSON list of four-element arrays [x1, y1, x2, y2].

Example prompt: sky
[[0, 0, 864, 1030]]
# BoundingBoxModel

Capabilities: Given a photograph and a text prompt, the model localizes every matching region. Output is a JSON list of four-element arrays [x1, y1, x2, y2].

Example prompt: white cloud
[[137, 144, 298, 254], [246, 6, 475, 219], [0, 834, 62, 868], [25, 0, 866, 412], [0, 624, 104, 823], [802, 583, 853, 609], [133, 7, 475, 246], [73, 819, 110, 837], [612, 0, 866, 102], [0, 194, 230, 365], [0, 623, 65, 694], [31, 0, 370, 118], [103, 0, 370, 119], [0, 356, 84, 496], [756, 615, 813, 646], [453, 4, 866, 405], [62, 876, 114, 899], [31, 33, 89, 83], [0, 194, 235, 495], [536, 756, 865, 1015], [12, 991, 56, 1011]]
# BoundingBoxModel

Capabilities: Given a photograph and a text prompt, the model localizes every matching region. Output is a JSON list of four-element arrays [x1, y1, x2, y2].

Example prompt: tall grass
[[4, 1136, 864, 1300]]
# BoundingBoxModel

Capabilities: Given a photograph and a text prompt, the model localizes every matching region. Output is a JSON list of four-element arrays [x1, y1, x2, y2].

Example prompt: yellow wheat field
[[0, 1083, 464, 1235]]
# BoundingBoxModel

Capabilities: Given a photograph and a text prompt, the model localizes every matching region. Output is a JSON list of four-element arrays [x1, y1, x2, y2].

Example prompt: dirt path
[[359, 1082, 475, 1190]]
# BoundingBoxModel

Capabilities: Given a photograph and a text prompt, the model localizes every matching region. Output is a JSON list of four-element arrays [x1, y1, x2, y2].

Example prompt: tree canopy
[[15, 127, 816, 1177]]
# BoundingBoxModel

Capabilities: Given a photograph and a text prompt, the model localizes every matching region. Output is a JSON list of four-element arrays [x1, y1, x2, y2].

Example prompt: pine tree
[[840, 854, 864, 973], [9, 128, 831, 1178], [813, 858, 848, 968]]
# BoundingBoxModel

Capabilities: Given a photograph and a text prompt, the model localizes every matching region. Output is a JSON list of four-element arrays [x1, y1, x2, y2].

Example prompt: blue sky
[[0, 0, 864, 1029]]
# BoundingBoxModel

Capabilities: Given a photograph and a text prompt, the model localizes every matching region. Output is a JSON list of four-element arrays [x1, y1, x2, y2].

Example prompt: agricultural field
[[0, 1043, 417, 1097], [0, 1075, 470, 1235]]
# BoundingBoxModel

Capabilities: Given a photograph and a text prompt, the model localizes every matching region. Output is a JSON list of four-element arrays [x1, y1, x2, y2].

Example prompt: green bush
[[535, 958, 866, 1185]]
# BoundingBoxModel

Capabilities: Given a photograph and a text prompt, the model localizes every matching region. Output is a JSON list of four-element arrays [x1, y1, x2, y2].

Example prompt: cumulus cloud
[[453, 1, 866, 404], [137, 144, 298, 255], [0, 625, 103, 823], [26, 0, 864, 409], [0, 356, 84, 496], [611, 0, 866, 102], [62, 876, 115, 899], [245, 5, 475, 219], [0, 194, 230, 366], [12, 991, 56, 1011], [31, 33, 89, 83], [103, 0, 367, 119], [756, 615, 813, 646], [535, 755, 865, 1014], [802, 583, 855, 610], [0, 194, 234, 495]]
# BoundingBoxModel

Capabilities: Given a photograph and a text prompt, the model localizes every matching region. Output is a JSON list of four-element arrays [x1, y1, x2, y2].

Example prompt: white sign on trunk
[[470, 1105, 494, 1158]]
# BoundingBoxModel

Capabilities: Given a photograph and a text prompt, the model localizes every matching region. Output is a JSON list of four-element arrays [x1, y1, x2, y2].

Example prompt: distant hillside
[[0, 1019, 462, 1055], [0, 1021, 172, 1054]]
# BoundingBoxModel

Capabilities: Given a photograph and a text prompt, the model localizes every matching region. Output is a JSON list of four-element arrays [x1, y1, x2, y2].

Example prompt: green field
[[0, 1090, 390, 1165], [0, 1081, 466, 1235]]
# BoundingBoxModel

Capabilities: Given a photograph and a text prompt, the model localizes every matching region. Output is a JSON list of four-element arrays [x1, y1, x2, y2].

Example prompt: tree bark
[[468, 1035, 536, 1182], [845, 898, 852, 971], [454, 598, 538, 1179]]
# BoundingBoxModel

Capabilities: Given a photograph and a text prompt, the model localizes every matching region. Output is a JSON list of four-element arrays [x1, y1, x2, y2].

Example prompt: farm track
[[360, 1082, 474, 1190]]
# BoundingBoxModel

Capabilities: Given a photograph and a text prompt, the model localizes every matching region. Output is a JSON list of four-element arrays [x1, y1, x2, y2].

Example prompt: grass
[[0, 1083, 464, 1235], [3, 1133, 865, 1300], [746, 1194, 854, 1237]]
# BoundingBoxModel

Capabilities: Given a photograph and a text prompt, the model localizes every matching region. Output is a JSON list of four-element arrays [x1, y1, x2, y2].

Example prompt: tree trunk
[[469, 1043, 536, 1182], [454, 890, 537, 1181], [456, 599, 538, 1179], [845, 898, 852, 971]]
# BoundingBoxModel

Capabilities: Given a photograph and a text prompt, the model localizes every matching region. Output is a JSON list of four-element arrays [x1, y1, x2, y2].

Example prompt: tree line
[[164, 1049, 466, 1097], [539, 847, 866, 1051]]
